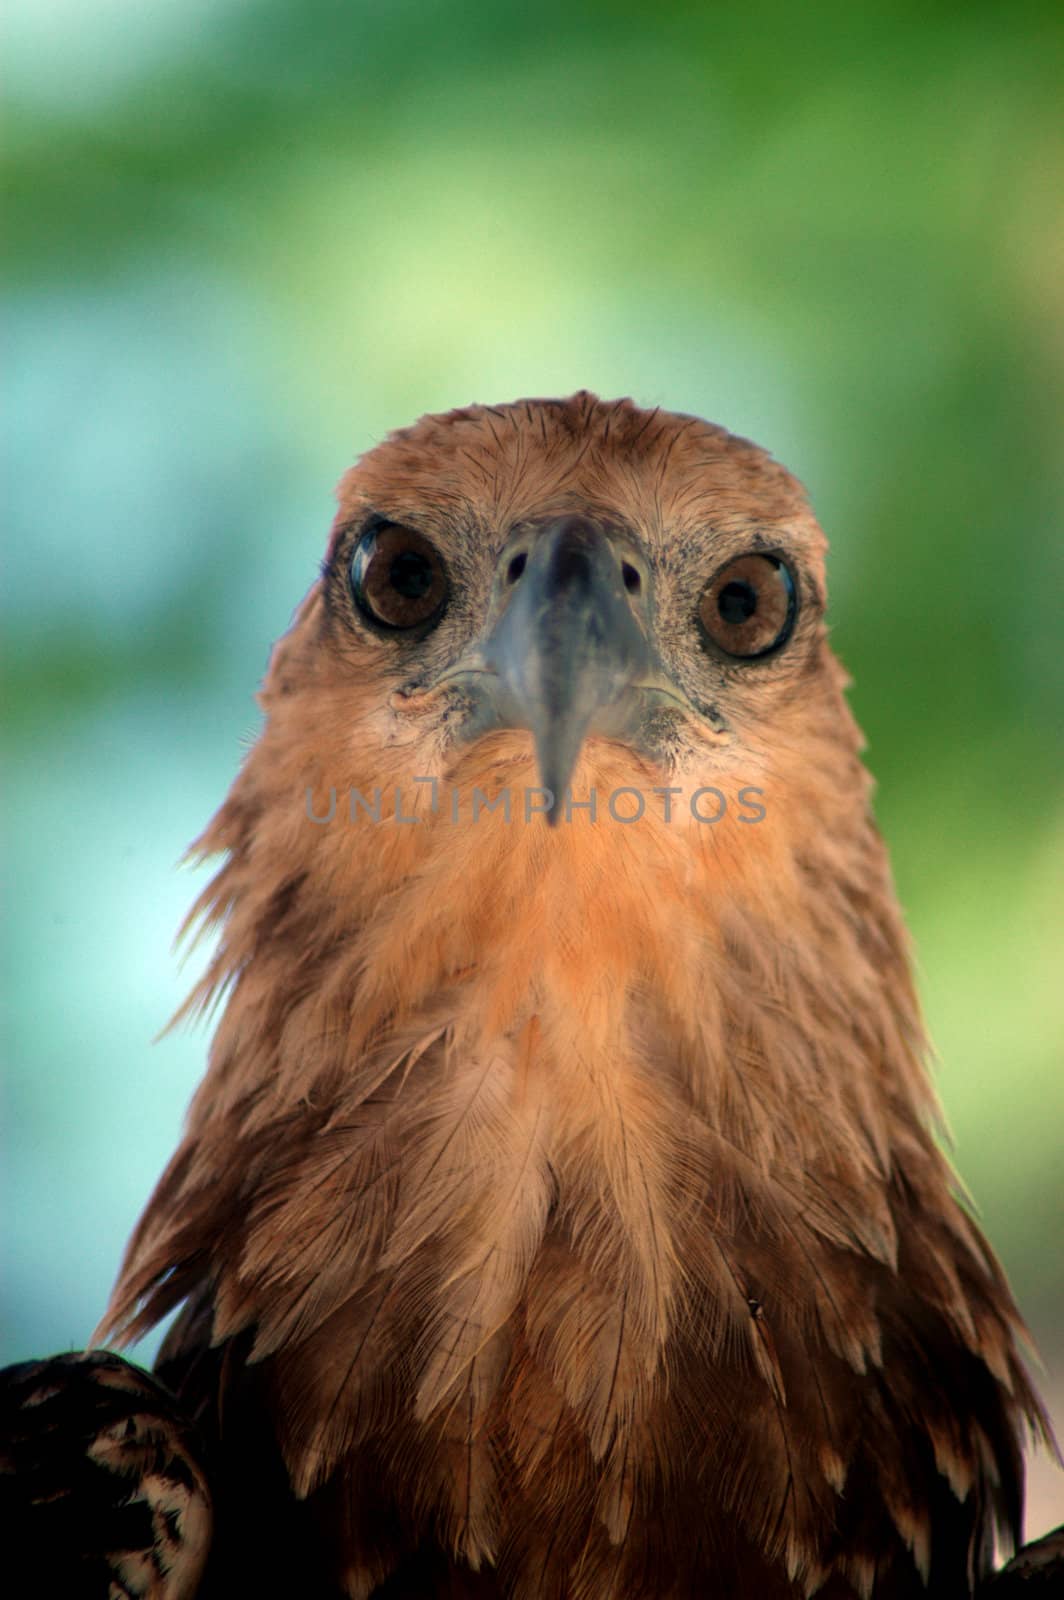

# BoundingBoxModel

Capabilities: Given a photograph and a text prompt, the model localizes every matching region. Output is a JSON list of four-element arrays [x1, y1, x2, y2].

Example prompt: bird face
[[307, 393, 840, 833]]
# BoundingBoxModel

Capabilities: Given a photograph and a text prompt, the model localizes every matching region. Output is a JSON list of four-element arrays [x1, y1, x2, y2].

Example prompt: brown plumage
[[93, 392, 1051, 1596]]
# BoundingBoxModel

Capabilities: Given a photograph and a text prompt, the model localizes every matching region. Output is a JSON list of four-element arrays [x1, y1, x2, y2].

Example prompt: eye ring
[[697, 553, 797, 660], [350, 523, 450, 632]]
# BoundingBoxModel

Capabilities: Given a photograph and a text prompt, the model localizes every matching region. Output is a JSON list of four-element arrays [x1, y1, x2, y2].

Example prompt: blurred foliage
[[3, 0, 1062, 1523]]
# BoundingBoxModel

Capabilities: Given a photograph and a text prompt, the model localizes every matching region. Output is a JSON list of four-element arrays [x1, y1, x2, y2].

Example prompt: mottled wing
[[0, 1350, 211, 1600]]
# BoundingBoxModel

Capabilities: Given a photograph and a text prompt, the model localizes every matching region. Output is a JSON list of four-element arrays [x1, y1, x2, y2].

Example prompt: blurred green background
[[3, 0, 1062, 1538]]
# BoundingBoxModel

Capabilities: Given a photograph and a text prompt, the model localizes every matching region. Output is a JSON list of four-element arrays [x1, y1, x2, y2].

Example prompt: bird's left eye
[[697, 553, 796, 659], [350, 524, 450, 631]]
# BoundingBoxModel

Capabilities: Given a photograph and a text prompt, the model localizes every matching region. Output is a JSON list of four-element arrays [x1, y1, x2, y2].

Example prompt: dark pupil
[[388, 550, 433, 599], [718, 579, 758, 625]]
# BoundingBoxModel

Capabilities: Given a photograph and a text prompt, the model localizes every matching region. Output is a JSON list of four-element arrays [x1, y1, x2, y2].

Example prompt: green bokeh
[[3, 0, 1062, 1525]]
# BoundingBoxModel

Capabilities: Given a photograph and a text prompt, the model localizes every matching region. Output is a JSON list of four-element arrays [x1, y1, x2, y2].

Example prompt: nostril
[[622, 562, 642, 595], [507, 552, 527, 585]]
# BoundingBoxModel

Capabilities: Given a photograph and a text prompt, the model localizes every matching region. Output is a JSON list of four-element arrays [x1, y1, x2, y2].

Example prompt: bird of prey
[[7, 394, 1057, 1596]]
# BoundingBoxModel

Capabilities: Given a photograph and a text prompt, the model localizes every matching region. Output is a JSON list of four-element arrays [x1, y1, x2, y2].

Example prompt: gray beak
[[454, 517, 657, 822]]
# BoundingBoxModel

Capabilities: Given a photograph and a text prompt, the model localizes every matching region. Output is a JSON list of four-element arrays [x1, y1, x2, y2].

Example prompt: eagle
[[3, 394, 1057, 1598]]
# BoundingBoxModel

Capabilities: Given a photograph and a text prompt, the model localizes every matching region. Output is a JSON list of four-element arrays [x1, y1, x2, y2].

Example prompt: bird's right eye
[[350, 524, 450, 631]]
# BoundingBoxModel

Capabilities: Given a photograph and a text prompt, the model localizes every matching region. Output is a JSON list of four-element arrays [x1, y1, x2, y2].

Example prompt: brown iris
[[350, 524, 449, 631], [698, 553, 796, 659]]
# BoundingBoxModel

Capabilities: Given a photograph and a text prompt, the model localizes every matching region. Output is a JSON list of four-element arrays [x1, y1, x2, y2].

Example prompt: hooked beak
[[432, 517, 686, 822]]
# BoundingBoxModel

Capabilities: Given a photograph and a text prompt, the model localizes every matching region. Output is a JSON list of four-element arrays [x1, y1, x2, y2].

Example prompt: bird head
[[320, 394, 831, 811], [259, 393, 859, 851]]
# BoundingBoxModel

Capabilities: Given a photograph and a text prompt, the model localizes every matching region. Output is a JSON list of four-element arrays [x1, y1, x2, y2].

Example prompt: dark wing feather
[[0, 1350, 211, 1599]]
